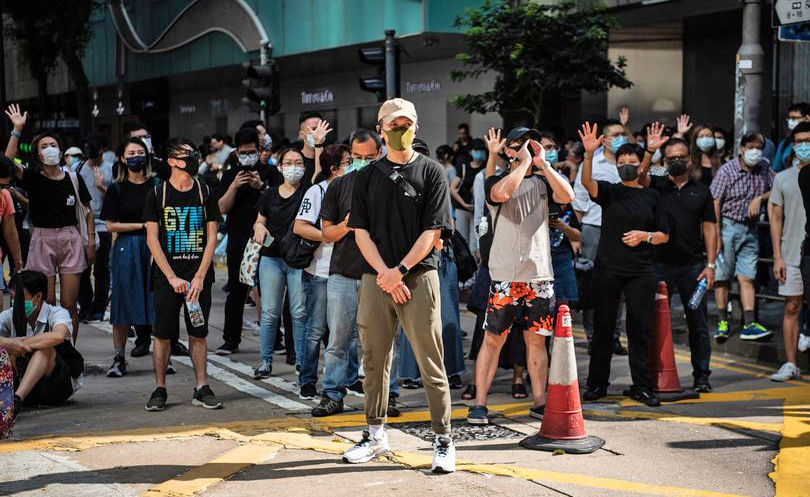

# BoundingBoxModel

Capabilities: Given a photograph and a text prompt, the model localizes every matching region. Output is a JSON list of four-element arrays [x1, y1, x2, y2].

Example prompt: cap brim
[[381, 110, 417, 124]]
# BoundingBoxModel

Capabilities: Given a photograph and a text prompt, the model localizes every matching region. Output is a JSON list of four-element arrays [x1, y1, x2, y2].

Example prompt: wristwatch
[[645, 148, 655, 155], [646, 232, 653, 244], [707, 262, 716, 270], [397, 264, 409, 276], [314, 143, 324, 149]]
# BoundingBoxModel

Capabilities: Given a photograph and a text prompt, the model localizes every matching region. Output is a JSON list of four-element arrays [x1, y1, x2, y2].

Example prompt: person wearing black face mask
[[579, 122, 669, 407], [640, 127, 718, 393]]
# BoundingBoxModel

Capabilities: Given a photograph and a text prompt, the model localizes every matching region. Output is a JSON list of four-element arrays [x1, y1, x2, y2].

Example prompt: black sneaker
[[347, 380, 364, 397], [628, 386, 661, 407], [131, 343, 150, 358], [127, 327, 136, 338], [11, 394, 22, 420], [448, 375, 463, 389], [693, 376, 713, 393], [215, 342, 239, 356], [299, 383, 318, 401], [171, 341, 190, 357], [145, 387, 167, 411], [583, 385, 608, 401], [613, 339, 628, 356], [387, 396, 401, 417], [166, 361, 176, 375], [529, 405, 545, 420], [107, 355, 127, 377], [254, 361, 272, 379], [402, 378, 422, 389], [192, 385, 223, 409], [312, 396, 344, 417]]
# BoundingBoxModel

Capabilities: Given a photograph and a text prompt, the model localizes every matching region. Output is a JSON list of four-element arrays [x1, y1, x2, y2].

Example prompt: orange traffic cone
[[520, 305, 604, 454], [649, 281, 684, 394]]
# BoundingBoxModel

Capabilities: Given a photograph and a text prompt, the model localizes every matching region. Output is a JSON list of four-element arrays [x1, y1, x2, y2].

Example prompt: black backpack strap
[[374, 160, 421, 201], [492, 204, 503, 234]]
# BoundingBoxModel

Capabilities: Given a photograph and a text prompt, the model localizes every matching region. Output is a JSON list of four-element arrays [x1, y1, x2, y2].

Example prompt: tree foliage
[[451, 0, 632, 128]]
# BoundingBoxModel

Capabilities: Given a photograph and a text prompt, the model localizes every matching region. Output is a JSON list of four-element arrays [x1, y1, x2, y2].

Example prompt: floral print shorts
[[0, 347, 14, 439], [484, 280, 556, 336]]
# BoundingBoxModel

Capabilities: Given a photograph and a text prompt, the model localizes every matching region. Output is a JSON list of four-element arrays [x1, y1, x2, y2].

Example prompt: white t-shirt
[[572, 151, 620, 227], [296, 180, 333, 278]]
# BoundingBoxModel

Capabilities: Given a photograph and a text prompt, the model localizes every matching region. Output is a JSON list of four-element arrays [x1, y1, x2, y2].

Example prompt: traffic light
[[358, 30, 399, 102], [243, 61, 281, 115]]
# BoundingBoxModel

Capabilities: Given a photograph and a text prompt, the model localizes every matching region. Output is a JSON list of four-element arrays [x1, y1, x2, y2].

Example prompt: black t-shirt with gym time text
[[22, 168, 92, 229], [100, 179, 155, 234], [591, 180, 669, 275], [143, 180, 219, 281], [254, 185, 304, 258], [348, 154, 452, 274], [320, 172, 364, 280]]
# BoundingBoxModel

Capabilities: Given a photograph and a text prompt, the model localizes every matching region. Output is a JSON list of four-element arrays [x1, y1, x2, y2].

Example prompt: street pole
[[734, 0, 765, 152], [259, 39, 269, 123], [384, 29, 399, 99]]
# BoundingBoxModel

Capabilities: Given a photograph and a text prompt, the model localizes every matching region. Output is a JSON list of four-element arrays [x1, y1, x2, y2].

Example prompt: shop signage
[[178, 105, 197, 114], [405, 80, 441, 94], [301, 88, 334, 105]]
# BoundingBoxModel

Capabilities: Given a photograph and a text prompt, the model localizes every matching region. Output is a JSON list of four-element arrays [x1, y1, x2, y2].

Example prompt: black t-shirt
[[22, 168, 92, 229], [142, 180, 219, 281], [348, 154, 452, 274], [216, 163, 274, 245], [254, 185, 304, 258], [800, 165, 810, 237], [650, 176, 716, 265], [591, 180, 669, 275], [320, 172, 364, 280], [303, 156, 316, 189], [457, 162, 483, 208], [100, 179, 156, 234]]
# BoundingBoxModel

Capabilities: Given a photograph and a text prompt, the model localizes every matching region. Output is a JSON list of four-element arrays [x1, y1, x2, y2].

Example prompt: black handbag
[[280, 185, 324, 269], [451, 230, 477, 283]]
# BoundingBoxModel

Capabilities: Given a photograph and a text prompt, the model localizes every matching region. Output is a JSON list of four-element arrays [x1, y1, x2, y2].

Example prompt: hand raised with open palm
[[577, 122, 604, 154]]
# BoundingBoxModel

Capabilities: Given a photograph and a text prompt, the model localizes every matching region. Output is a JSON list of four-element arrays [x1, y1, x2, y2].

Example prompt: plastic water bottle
[[476, 216, 488, 238], [688, 278, 708, 310], [186, 300, 206, 328]]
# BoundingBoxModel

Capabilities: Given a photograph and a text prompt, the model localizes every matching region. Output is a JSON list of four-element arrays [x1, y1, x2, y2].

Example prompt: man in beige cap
[[342, 98, 456, 473]]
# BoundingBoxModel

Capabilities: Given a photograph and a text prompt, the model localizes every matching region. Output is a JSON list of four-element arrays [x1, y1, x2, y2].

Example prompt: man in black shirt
[[794, 123, 810, 355], [641, 136, 718, 392], [343, 99, 456, 473], [297, 111, 332, 186], [215, 128, 269, 355]]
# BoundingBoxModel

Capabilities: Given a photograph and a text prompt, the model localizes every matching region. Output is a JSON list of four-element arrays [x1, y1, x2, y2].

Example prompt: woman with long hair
[[690, 124, 722, 187], [713, 127, 733, 162], [100, 138, 156, 377]]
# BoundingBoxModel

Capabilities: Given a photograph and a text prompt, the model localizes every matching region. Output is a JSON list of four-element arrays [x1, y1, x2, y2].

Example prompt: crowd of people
[[0, 96, 809, 473]]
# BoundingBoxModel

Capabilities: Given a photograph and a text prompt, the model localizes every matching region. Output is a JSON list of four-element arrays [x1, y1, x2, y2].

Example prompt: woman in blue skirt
[[100, 138, 156, 377]]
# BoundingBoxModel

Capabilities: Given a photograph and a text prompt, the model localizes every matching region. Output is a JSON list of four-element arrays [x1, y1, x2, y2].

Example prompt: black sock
[[718, 309, 728, 323], [744, 310, 755, 325]]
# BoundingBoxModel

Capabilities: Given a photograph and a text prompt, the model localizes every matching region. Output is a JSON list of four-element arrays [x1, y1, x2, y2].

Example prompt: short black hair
[[435, 144, 453, 161], [164, 137, 196, 158], [601, 118, 623, 134], [792, 122, 810, 142], [740, 133, 764, 148], [234, 127, 259, 148], [458, 123, 470, 132], [615, 143, 644, 162], [662, 137, 690, 157], [211, 133, 226, 142], [412, 138, 429, 156], [538, 130, 558, 147], [788, 102, 810, 117], [299, 111, 323, 124], [469, 138, 487, 151], [85, 132, 109, 149], [349, 128, 382, 150], [123, 122, 149, 137], [240, 119, 265, 131]]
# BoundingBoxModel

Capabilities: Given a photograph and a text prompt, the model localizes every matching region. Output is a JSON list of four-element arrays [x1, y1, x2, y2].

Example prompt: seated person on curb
[[0, 270, 78, 419]]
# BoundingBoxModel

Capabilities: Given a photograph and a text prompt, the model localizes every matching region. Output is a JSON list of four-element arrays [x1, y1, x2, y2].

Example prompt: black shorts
[[484, 280, 556, 337], [13, 353, 74, 406], [152, 275, 212, 339]]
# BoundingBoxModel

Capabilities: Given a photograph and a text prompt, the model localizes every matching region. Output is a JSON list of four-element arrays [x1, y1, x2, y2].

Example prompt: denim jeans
[[399, 250, 466, 380], [299, 272, 328, 387], [321, 275, 361, 401], [258, 256, 306, 365]]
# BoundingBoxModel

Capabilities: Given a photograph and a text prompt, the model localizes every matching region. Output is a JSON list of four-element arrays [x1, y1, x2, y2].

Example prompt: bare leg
[[784, 296, 802, 364], [714, 282, 729, 317], [524, 330, 549, 407], [58, 273, 82, 344], [737, 276, 756, 314], [188, 336, 208, 389], [513, 365, 525, 384], [46, 276, 57, 305], [474, 331, 508, 406], [112, 325, 128, 354], [153, 338, 170, 388], [15, 348, 57, 400]]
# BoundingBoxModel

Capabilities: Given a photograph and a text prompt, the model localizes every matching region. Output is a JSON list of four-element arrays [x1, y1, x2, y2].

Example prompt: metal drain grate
[[395, 420, 525, 442]]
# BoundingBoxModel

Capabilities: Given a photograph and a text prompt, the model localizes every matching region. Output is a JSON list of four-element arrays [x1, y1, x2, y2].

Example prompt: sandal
[[512, 383, 528, 399], [461, 384, 476, 400]]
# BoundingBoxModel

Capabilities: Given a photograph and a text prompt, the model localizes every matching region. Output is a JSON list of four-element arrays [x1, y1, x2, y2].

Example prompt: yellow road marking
[[769, 391, 810, 497], [141, 442, 281, 497]]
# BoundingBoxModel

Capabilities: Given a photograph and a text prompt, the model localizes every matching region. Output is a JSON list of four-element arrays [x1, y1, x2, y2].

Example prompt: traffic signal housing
[[358, 30, 399, 102], [243, 61, 281, 115]]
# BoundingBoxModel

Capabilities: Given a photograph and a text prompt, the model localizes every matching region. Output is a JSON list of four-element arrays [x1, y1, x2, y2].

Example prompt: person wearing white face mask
[[252, 148, 308, 380], [710, 133, 775, 342], [63, 147, 85, 172], [690, 124, 722, 188], [773, 102, 810, 173], [713, 127, 732, 162]]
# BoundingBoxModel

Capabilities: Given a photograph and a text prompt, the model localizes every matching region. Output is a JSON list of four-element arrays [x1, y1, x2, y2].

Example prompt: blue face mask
[[610, 136, 629, 153], [545, 149, 558, 165], [794, 142, 810, 163], [471, 150, 487, 163]]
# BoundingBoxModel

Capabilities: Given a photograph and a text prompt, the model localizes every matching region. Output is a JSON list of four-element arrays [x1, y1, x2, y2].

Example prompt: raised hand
[[645, 122, 669, 151], [5, 104, 27, 131], [577, 122, 604, 154], [677, 114, 692, 135], [484, 127, 506, 155], [619, 106, 630, 127], [312, 119, 333, 145]]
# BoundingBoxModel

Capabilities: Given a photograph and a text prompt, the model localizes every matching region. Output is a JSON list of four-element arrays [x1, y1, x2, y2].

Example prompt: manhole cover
[[396, 420, 525, 442]]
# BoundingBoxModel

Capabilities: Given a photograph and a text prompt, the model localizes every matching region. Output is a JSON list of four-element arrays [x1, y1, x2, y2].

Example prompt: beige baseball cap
[[378, 98, 418, 125]]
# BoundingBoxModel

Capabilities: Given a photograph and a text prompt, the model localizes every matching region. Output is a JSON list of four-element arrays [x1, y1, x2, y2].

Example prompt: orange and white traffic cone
[[520, 304, 605, 454]]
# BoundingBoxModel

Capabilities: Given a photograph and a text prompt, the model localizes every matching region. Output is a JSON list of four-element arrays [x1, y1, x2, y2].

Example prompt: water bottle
[[688, 278, 708, 310], [476, 216, 488, 238], [186, 300, 206, 328], [715, 253, 726, 275]]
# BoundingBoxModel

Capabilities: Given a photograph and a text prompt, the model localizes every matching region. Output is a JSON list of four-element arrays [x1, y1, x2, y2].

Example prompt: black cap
[[412, 137, 429, 155], [505, 127, 540, 145]]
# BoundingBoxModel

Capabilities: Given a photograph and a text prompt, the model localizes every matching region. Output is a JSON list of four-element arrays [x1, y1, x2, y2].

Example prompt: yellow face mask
[[383, 126, 416, 151]]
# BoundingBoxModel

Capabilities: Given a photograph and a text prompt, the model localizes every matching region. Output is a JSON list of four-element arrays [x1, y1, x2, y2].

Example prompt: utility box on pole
[[734, 0, 765, 151]]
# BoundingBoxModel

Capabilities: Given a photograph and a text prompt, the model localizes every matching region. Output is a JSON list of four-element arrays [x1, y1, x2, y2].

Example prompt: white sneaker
[[431, 435, 456, 474], [770, 362, 801, 382], [798, 334, 810, 353], [343, 430, 389, 464]]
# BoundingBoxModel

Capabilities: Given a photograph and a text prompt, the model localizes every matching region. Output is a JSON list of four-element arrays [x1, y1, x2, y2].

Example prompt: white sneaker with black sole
[[770, 362, 801, 382], [799, 334, 810, 353], [431, 435, 456, 474], [343, 430, 389, 464]]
